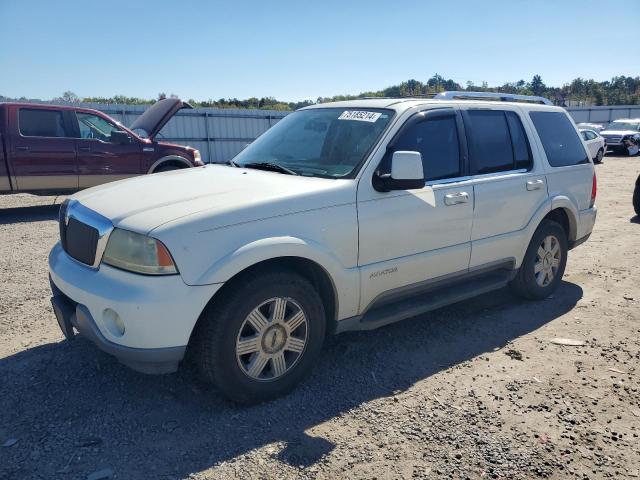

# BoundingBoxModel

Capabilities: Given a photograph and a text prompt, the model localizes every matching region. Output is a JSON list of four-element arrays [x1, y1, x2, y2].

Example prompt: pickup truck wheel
[[194, 271, 325, 404], [510, 219, 568, 300]]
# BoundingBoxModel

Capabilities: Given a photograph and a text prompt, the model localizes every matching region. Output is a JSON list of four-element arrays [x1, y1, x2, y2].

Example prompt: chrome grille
[[59, 200, 114, 268], [64, 218, 99, 265], [602, 135, 622, 143]]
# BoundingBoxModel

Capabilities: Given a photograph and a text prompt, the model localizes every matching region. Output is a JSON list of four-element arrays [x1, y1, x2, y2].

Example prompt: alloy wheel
[[235, 297, 308, 381], [534, 235, 561, 287]]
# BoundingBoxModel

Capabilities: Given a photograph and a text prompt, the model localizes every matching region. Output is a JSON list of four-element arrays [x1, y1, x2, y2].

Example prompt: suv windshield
[[232, 108, 394, 178], [605, 122, 640, 131]]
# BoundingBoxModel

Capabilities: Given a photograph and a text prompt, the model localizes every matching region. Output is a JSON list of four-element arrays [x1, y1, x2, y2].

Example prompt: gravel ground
[[0, 155, 639, 480]]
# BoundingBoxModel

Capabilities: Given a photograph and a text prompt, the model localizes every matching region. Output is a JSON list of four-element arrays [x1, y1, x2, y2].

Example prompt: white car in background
[[577, 122, 605, 132], [579, 128, 606, 163]]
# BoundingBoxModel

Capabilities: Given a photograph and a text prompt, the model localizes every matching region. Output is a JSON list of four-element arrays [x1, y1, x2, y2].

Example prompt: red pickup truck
[[0, 98, 202, 195]]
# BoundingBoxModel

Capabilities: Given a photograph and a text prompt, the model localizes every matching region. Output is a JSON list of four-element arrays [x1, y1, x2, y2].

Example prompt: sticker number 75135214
[[338, 110, 382, 122]]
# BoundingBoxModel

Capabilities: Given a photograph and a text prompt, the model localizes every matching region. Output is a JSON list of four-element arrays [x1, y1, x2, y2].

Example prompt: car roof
[[0, 101, 104, 115]]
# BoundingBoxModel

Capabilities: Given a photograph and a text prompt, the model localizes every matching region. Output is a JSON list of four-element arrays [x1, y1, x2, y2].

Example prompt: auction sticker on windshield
[[338, 110, 382, 122]]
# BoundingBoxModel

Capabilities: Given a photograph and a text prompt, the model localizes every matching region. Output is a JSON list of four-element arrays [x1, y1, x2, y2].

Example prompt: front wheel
[[193, 270, 326, 404], [510, 219, 568, 300], [154, 164, 181, 173]]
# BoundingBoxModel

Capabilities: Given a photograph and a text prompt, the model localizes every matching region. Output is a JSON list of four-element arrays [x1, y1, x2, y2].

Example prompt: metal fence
[[73, 102, 640, 163], [565, 105, 640, 124]]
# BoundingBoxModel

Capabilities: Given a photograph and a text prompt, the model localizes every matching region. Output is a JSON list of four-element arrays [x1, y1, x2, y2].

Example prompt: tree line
[[3, 74, 639, 110]]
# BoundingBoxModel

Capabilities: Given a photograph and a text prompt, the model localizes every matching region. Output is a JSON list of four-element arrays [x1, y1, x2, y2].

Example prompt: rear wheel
[[510, 219, 568, 300], [595, 148, 604, 164], [193, 270, 325, 404]]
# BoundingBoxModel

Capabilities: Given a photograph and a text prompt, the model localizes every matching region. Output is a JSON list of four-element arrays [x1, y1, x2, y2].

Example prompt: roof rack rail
[[433, 91, 553, 105], [360, 94, 438, 99]]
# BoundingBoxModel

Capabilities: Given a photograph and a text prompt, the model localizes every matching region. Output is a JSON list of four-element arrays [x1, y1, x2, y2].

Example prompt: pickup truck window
[[19, 108, 69, 138], [530, 111, 589, 167], [76, 112, 120, 142], [233, 108, 393, 178]]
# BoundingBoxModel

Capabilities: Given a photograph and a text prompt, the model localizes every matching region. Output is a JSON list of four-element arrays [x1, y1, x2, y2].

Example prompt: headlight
[[193, 149, 204, 166], [102, 229, 178, 275]]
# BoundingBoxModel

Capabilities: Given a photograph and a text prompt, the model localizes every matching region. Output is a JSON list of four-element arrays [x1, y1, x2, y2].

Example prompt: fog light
[[103, 308, 125, 337]]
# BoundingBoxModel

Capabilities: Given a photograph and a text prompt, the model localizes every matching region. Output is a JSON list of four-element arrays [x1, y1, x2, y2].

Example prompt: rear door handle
[[526, 179, 544, 191], [15, 146, 29, 151], [78, 146, 91, 152], [444, 192, 469, 205]]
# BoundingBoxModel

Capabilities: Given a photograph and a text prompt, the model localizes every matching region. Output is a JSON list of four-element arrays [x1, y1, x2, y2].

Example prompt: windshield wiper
[[241, 162, 298, 175]]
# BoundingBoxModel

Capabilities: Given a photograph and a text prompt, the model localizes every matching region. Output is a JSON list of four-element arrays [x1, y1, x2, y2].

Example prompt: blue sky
[[1, 0, 638, 102]]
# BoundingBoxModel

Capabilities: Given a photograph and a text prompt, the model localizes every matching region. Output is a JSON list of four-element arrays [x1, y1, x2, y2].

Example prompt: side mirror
[[111, 130, 132, 144], [373, 151, 425, 192]]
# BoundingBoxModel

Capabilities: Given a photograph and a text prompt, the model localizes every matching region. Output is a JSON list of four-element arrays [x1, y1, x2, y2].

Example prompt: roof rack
[[433, 91, 553, 105]]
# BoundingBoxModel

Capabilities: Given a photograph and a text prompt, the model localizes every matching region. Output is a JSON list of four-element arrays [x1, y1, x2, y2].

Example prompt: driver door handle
[[444, 192, 469, 206]]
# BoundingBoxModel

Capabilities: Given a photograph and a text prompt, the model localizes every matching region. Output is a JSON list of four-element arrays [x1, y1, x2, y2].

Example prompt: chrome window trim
[[63, 199, 114, 269]]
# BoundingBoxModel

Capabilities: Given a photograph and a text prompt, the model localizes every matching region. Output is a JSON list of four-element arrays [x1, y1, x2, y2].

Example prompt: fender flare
[[193, 236, 361, 320], [147, 155, 191, 174], [549, 195, 579, 241]]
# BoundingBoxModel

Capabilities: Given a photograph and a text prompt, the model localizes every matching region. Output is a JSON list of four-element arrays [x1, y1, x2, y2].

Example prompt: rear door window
[[530, 111, 589, 167], [19, 108, 70, 137], [464, 110, 532, 174], [506, 111, 533, 170]]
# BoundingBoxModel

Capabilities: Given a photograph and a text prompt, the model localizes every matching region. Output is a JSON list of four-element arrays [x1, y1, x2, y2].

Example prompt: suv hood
[[71, 165, 354, 234], [129, 98, 192, 140]]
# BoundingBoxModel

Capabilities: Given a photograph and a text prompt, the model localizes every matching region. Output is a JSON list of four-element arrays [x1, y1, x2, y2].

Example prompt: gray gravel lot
[[1, 155, 639, 480]]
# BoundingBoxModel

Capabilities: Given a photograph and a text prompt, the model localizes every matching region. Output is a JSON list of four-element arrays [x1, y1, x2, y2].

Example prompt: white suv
[[49, 92, 597, 403]]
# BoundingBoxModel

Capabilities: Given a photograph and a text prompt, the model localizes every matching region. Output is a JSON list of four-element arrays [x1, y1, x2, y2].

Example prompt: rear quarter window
[[530, 111, 589, 167]]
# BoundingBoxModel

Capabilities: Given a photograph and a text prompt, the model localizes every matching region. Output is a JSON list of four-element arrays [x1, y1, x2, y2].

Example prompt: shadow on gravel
[[0, 203, 60, 225], [0, 281, 583, 479]]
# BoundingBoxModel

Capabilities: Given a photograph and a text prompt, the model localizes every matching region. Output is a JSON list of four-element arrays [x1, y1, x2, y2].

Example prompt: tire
[[633, 175, 640, 217], [510, 219, 568, 300], [193, 270, 326, 404], [594, 148, 604, 164], [154, 164, 181, 173]]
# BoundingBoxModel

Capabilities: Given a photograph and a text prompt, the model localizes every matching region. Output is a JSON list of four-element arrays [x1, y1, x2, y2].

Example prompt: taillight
[[590, 172, 597, 208]]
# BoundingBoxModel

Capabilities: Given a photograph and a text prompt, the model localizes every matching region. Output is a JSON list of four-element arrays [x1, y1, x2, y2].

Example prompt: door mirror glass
[[110, 130, 132, 144], [373, 150, 425, 192]]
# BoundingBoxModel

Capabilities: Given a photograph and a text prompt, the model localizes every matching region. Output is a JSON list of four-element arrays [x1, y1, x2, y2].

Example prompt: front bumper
[[49, 242, 221, 373], [50, 288, 185, 373]]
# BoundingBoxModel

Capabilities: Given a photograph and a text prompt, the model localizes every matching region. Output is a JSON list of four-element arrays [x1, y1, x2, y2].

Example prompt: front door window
[[76, 112, 120, 142]]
